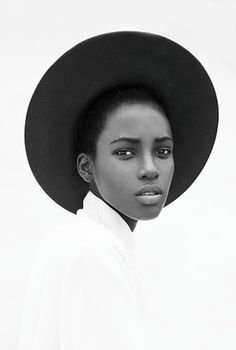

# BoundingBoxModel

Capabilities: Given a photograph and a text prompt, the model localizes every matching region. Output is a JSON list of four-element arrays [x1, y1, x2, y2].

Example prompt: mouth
[[135, 193, 162, 205], [136, 191, 160, 196], [135, 185, 163, 205], [135, 185, 163, 195]]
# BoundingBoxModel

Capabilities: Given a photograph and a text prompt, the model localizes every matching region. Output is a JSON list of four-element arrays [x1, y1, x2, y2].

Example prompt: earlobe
[[76, 153, 93, 183]]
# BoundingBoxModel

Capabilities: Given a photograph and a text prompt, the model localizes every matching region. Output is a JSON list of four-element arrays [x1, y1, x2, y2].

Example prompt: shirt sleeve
[[59, 243, 148, 350]]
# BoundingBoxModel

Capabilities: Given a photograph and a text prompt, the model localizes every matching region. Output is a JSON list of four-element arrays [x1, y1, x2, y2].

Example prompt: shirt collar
[[78, 191, 136, 253]]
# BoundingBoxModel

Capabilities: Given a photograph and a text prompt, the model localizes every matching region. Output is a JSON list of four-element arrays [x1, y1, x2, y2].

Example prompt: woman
[[20, 32, 218, 350], [76, 85, 174, 229]]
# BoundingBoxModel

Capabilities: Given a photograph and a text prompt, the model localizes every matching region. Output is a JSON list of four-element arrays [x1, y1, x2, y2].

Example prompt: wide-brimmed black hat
[[25, 31, 218, 213]]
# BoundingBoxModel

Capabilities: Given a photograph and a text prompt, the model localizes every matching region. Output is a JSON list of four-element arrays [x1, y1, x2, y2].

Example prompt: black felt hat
[[25, 31, 218, 213]]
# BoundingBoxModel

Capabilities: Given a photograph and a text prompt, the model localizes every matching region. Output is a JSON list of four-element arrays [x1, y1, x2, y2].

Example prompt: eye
[[155, 147, 172, 158], [114, 149, 134, 157]]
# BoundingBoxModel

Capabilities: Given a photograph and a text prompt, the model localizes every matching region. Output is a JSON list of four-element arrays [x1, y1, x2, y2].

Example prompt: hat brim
[[25, 31, 218, 213]]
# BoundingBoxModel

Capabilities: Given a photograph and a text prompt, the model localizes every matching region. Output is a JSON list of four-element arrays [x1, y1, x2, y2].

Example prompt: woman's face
[[89, 103, 174, 220]]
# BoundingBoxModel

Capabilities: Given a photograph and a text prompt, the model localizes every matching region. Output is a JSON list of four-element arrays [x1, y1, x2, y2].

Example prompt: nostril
[[140, 169, 159, 180], [138, 157, 160, 179]]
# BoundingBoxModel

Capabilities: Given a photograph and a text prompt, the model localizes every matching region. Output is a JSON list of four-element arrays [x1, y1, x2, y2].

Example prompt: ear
[[76, 153, 94, 183]]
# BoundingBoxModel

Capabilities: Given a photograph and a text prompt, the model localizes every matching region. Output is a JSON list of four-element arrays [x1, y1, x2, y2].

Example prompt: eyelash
[[114, 148, 172, 158]]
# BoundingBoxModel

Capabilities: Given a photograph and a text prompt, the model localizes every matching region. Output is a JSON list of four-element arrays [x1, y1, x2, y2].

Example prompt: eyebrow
[[110, 136, 174, 145]]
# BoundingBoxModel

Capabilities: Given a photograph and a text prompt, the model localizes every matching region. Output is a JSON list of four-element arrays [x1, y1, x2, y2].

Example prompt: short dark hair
[[75, 85, 167, 161]]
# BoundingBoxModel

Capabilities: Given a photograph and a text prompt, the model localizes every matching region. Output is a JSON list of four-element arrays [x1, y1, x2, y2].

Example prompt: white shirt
[[18, 191, 151, 350]]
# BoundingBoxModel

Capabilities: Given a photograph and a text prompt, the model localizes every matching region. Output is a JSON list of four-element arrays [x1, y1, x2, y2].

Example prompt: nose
[[138, 154, 160, 180]]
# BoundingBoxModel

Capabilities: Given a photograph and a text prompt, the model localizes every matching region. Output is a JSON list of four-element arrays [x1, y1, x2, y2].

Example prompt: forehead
[[101, 103, 172, 140]]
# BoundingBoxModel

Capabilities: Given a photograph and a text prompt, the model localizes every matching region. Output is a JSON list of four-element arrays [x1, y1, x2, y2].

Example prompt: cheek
[[93, 158, 120, 187], [93, 158, 133, 193], [95, 153, 131, 177], [160, 158, 175, 182]]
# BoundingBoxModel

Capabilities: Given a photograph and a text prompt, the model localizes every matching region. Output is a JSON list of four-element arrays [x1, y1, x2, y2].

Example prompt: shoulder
[[60, 241, 134, 311], [29, 212, 126, 283], [35, 211, 107, 262]]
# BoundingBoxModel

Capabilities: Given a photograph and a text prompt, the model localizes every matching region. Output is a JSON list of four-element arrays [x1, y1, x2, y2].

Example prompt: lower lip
[[135, 194, 162, 205]]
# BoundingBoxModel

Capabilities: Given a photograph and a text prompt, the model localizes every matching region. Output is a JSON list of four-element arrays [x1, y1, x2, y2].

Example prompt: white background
[[1, 0, 236, 349]]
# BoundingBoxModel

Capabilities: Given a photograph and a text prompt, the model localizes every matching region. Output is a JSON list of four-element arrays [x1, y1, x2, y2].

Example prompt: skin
[[77, 102, 175, 232]]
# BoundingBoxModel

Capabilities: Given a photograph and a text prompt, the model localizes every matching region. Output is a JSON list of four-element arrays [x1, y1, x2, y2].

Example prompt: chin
[[132, 206, 164, 221], [141, 211, 162, 221]]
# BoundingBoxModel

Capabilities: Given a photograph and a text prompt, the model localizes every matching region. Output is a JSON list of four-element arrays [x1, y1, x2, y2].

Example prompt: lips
[[135, 185, 163, 196]]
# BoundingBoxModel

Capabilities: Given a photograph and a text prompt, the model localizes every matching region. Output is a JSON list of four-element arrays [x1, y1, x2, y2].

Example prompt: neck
[[89, 188, 137, 232], [109, 206, 138, 232]]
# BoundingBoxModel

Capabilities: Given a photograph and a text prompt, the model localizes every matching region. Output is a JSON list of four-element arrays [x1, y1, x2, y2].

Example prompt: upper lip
[[135, 185, 163, 196]]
